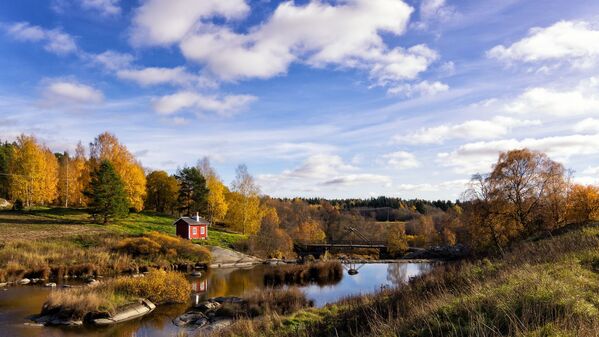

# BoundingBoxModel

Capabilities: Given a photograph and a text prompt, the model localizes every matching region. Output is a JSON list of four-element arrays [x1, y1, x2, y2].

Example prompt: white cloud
[[397, 179, 469, 192], [505, 78, 599, 116], [117, 67, 198, 87], [381, 151, 421, 169], [574, 118, 599, 133], [395, 116, 541, 144], [387, 80, 448, 96], [259, 153, 391, 189], [323, 174, 392, 186], [81, 0, 121, 16], [130, 0, 250, 46], [172, 0, 437, 88], [488, 20, 599, 69], [42, 79, 104, 106], [412, 0, 456, 30], [439, 134, 599, 172], [152, 91, 256, 116], [91, 51, 134, 71], [7, 22, 77, 55]]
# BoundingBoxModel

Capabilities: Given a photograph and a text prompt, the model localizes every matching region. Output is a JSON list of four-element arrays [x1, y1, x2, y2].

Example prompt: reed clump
[[42, 270, 190, 321]]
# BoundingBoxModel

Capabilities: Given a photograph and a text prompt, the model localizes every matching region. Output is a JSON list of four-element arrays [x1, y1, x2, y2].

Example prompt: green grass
[[193, 227, 247, 248], [216, 224, 599, 337], [0, 208, 213, 281]]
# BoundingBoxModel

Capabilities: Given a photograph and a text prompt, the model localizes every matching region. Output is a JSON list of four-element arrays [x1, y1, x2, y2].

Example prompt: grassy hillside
[[0, 208, 219, 282], [218, 224, 599, 337]]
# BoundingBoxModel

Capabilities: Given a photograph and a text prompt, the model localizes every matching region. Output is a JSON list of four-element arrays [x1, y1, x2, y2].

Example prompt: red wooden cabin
[[174, 213, 209, 240]]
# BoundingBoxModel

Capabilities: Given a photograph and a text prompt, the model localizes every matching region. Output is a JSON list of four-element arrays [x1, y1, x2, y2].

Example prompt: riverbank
[[214, 223, 599, 337], [0, 209, 211, 283]]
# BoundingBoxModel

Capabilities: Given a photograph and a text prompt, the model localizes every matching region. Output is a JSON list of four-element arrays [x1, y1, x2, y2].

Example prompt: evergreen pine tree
[[86, 160, 129, 224], [175, 166, 208, 216]]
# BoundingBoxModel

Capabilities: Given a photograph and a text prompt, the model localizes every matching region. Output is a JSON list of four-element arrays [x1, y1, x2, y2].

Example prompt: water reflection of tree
[[386, 263, 408, 287]]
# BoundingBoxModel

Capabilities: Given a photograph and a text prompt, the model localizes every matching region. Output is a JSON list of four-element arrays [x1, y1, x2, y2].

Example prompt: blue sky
[[2, 0, 599, 199]]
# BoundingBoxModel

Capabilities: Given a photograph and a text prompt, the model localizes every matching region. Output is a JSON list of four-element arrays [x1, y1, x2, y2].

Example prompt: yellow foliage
[[225, 191, 262, 234], [292, 219, 326, 243], [111, 269, 191, 304], [567, 184, 599, 224], [89, 132, 146, 211], [115, 231, 211, 263], [9, 135, 58, 206], [206, 175, 228, 223]]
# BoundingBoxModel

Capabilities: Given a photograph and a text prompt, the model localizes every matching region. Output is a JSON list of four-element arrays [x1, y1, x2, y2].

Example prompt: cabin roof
[[174, 216, 210, 226]]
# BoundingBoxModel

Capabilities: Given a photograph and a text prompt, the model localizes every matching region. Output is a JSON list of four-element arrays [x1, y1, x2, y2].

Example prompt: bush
[[111, 269, 190, 304], [42, 270, 190, 320], [115, 231, 211, 264]]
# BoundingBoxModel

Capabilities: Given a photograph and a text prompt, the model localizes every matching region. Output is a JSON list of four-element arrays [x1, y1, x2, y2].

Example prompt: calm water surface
[[0, 262, 432, 337]]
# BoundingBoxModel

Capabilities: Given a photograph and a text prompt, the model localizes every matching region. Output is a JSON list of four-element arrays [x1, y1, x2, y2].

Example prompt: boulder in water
[[92, 299, 156, 325], [18, 278, 31, 285], [173, 311, 209, 328]]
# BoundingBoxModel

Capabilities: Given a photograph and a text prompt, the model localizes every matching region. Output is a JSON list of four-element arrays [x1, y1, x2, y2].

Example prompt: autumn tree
[[250, 207, 293, 258], [9, 135, 58, 207], [489, 149, 565, 235], [567, 184, 599, 224], [197, 157, 228, 224], [387, 222, 409, 256], [56, 148, 88, 208], [291, 219, 326, 243], [89, 132, 146, 211], [85, 160, 129, 224], [175, 166, 208, 216], [145, 170, 179, 213], [225, 164, 262, 234]]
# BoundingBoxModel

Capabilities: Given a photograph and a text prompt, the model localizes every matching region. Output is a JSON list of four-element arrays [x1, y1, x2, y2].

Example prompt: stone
[[172, 311, 209, 327], [196, 301, 221, 312], [18, 278, 31, 285], [0, 282, 7, 288], [44, 283, 57, 288], [191, 270, 203, 277]]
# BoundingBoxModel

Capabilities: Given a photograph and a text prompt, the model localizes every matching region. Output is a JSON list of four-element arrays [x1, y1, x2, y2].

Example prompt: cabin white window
[[200, 227, 205, 235], [192, 227, 197, 235]]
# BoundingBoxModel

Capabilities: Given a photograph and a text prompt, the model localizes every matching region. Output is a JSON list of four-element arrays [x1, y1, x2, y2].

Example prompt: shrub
[[115, 231, 211, 264], [42, 270, 190, 320]]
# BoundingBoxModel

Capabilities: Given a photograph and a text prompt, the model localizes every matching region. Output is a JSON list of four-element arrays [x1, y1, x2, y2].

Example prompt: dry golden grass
[[43, 270, 190, 320]]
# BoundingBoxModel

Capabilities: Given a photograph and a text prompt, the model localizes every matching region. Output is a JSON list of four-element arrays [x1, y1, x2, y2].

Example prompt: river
[[0, 262, 432, 337]]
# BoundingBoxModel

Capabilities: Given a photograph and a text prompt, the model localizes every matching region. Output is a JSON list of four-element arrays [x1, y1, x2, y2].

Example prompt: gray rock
[[18, 278, 31, 285], [196, 301, 221, 312], [44, 283, 57, 288], [191, 270, 203, 277], [173, 311, 209, 328], [0, 282, 7, 288]]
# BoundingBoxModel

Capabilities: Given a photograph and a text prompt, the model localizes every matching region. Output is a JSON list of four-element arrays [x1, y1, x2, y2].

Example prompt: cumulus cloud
[[505, 77, 599, 116], [6, 22, 77, 55], [380, 151, 421, 169], [41, 79, 104, 106], [130, 0, 250, 46], [438, 134, 599, 172], [488, 20, 599, 69], [574, 118, 599, 133], [397, 179, 469, 192], [152, 91, 256, 116], [131, 0, 437, 91], [81, 0, 121, 16], [395, 116, 541, 144]]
